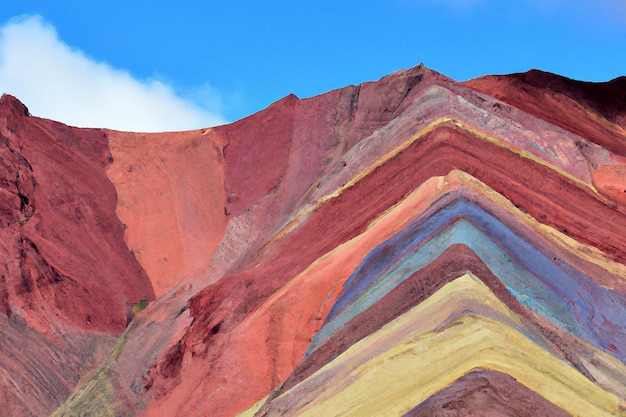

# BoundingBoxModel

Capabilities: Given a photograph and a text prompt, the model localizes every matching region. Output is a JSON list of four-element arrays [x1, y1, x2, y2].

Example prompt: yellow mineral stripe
[[445, 169, 626, 283], [315, 116, 597, 208], [241, 178, 444, 326], [315, 117, 453, 204], [270, 275, 624, 417], [451, 118, 598, 193], [258, 115, 603, 257], [256, 167, 625, 292]]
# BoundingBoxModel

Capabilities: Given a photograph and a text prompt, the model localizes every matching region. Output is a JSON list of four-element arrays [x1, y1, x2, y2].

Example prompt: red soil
[[106, 128, 228, 296], [142, 121, 626, 417], [0, 94, 153, 416], [405, 368, 573, 417], [0, 94, 153, 334], [3, 65, 626, 417]]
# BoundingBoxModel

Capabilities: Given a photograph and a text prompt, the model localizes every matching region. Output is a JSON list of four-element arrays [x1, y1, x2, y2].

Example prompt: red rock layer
[[0, 95, 153, 333], [0, 95, 154, 415], [143, 117, 626, 416], [106, 129, 228, 296], [466, 71, 626, 206], [209, 67, 432, 278], [274, 244, 594, 399], [221, 68, 431, 218], [404, 369, 573, 417], [465, 70, 626, 155], [3, 65, 624, 417]]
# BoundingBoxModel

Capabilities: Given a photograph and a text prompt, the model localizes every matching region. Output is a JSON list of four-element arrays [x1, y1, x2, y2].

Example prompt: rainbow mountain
[[1, 64, 625, 416]]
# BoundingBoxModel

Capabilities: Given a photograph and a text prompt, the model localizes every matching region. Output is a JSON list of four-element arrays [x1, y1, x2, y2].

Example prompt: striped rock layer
[[0, 65, 625, 417]]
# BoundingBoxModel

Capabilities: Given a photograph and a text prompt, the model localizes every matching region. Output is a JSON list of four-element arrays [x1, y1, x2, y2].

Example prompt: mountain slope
[[0, 95, 154, 417], [1, 64, 625, 417]]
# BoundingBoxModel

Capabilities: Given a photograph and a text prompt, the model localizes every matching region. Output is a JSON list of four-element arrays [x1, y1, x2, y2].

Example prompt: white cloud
[[0, 15, 226, 132]]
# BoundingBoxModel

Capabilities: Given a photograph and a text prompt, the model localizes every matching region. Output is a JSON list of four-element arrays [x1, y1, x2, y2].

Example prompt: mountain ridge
[[0, 64, 625, 416]]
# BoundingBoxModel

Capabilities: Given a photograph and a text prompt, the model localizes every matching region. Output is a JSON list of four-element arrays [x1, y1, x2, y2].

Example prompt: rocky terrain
[[1, 64, 625, 416]]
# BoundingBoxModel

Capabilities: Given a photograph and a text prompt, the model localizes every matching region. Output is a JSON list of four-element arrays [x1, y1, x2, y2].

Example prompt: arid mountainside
[[1, 65, 625, 417]]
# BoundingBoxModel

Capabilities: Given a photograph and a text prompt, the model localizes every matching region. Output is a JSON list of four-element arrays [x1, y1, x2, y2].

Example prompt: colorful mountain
[[1, 65, 625, 416]]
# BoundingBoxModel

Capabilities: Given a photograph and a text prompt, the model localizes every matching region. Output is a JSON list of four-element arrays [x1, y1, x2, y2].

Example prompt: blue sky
[[0, 1, 625, 131]]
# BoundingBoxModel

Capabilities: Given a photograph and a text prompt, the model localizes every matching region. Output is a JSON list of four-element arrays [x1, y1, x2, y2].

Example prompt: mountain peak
[[0, 94, 30, 118]]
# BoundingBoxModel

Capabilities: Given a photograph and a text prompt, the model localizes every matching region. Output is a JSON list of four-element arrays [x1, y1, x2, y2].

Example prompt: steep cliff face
[[0, 95, 154, 416], [105, 129, 228, 296], [2, 64, 626, 417], [0, 95, 154, 333]]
